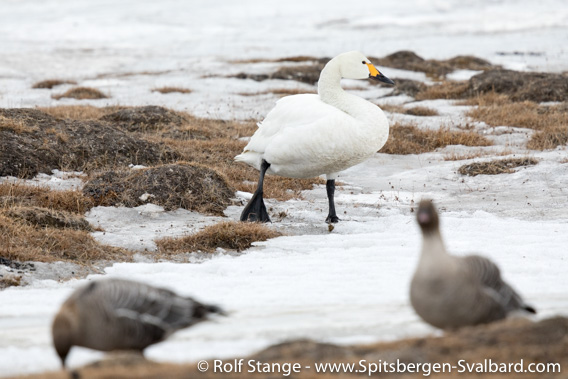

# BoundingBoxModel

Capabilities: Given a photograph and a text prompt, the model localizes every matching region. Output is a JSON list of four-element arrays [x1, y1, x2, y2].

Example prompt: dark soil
[[23, 317, 567, 379], [0, 108, 178, 178], [458, 158, 539, 176], [3, 206, 92, 231], [83, 162, 234, 215]]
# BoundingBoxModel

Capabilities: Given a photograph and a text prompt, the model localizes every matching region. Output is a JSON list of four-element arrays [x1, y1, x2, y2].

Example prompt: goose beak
[[367, 63, 395, 85]]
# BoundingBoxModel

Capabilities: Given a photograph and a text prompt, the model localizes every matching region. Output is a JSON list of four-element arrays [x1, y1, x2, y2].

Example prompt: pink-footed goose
[[52, 278, 224, 367], [411, 200, 536, 329]]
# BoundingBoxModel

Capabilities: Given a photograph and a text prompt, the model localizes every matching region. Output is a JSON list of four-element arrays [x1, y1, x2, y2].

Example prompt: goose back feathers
[[52, 278, 223, 367]]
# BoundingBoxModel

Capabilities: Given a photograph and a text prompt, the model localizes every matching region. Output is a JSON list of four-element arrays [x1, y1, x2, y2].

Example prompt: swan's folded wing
[[242, 94, 353, 155]]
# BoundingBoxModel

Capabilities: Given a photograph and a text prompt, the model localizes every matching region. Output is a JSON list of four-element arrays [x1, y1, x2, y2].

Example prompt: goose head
[[417, 199, 440, 235], [337, 51, 395, 85], [52, 305, 76, 368]]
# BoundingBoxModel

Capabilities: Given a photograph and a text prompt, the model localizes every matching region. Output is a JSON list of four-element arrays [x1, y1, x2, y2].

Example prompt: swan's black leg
[[325, 179, 340, 224], [240, 160, 271, 223]]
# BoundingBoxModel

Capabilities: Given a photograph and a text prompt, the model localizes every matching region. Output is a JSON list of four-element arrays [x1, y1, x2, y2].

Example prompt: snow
[[1, 0, 568, 377]]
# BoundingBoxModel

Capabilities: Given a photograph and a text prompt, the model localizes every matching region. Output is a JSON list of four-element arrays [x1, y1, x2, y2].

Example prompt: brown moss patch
[[0, 108, 177, 178], [83, 163, 234, 215], [156, 221, 281, 254], [381, 123, 492, 154], [101, 105, 188, 132], [52, 87, 108, 100], [32, 79, 77, 89], [152, 87, 192, 94], [469, 69, 568, 102], [458, 157, 538, 176]]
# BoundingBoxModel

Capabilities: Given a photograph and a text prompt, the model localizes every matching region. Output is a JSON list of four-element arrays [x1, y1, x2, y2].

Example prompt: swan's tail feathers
[[523, 304, 537, 314], [240, 190, 271, 223], [234, 151, 261, 170]]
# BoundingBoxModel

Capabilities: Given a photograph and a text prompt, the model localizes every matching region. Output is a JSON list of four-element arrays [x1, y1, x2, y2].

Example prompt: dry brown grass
[[381, 123, 492, 154], [458, 157, 538, 176], [527, 124, 568, 150], [0, 182, 127, 264], [0, 182, 94, 214], [0, 115, 38, 133], [415, 81, 470, 100], [0, 214, 130, 263], [52, 87, 108, 100], [465, 93, 568, 150], [38, 105, 122, 120], [239, 88, 316, 97], [380, 104, 439, 116], [152, 87, 192, 94], [0, 274, 22, 289], [32, 79, 77, 89], [156, 221, 281, 255]]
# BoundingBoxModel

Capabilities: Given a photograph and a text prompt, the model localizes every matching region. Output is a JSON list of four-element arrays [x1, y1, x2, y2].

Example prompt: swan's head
[[336, 51, 394, 85]]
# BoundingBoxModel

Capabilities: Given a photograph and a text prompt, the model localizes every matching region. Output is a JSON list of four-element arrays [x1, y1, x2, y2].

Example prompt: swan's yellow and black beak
[[367, 63, 395, 85]]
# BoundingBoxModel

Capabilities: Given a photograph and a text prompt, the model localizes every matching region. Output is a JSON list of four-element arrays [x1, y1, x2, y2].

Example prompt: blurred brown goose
[[52, 278, 224, 367], [410, 200, 536, 329]]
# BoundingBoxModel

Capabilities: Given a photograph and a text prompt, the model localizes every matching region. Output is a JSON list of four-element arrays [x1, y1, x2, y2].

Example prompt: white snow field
[[1, 0, 568, 376]]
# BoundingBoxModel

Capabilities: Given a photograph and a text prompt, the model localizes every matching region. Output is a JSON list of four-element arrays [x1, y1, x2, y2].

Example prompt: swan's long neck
[[318, 59, 345, 107], [317, 58, 381, 126]]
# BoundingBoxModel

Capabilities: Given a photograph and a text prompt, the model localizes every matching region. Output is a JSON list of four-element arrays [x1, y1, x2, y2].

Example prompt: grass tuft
[[157, 221, 281, 254], [152, 87, 192, 94], [458, 157, 538, 176], [32, 79, 77, 89], [52, 87, 108, 100], [380, 104, 439, 116], [381, 123, 492, 154], [465, 94, 568, 150], [0, 182, 95, 214]]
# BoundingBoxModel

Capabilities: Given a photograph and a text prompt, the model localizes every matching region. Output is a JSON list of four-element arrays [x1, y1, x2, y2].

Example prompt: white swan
[[235, 51, 394, 223]]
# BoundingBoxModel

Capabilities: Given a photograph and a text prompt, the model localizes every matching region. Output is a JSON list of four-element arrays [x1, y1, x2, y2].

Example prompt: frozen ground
[[1, 0, 568, 377]]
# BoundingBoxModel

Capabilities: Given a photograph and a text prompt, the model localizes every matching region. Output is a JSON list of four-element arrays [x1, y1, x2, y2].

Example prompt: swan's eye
[[362, 61, 366, 64]]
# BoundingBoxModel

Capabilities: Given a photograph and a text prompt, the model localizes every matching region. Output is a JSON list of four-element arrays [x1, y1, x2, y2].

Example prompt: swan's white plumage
[[235, 51, 390, 180]]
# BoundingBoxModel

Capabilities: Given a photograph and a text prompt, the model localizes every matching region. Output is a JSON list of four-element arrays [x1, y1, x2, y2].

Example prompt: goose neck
[[420, 230, 450, 263]]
